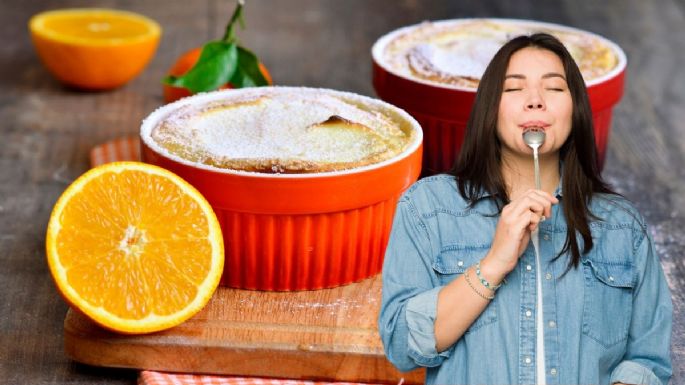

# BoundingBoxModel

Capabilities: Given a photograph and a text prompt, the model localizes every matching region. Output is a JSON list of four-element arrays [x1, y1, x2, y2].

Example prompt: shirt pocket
[[432, 246, 498, 333], [581, 257, 635, 348]]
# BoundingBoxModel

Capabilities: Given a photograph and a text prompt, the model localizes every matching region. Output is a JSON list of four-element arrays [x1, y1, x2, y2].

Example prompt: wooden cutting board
[[64, 275, 424, 384]]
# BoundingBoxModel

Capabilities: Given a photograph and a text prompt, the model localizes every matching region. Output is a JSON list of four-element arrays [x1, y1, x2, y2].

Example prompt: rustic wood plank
[[63, 276, 424, 384]]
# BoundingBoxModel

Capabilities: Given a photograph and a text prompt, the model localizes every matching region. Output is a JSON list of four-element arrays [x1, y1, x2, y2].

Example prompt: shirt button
[[525, 310, 532, 317], [457, 260, 464, 267], [549, 320, 556, 328], [609, 276, 615, 282], [525, 357, 532, 364], [526, 265, 532, 271], [550, 368, 557, 376], [543, 234, 551, 241], [545, 273, 552, 280]]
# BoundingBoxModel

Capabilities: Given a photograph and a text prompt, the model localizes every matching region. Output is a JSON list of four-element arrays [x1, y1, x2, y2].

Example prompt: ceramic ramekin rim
[[140, 86, 423, 179], [371, 17, 627, 92]]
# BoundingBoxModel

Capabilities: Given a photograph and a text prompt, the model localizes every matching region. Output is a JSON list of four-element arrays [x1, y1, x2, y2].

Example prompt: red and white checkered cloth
[[90, 136, 141, 166], [92, 137, 382, 385], [138, 371, 385, 385]]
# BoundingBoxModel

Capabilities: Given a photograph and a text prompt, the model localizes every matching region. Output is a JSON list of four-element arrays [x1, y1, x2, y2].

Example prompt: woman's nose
[[525, 90, 546, 110]]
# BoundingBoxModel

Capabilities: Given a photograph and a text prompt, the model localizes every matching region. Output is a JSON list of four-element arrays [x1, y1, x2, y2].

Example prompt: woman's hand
[[481, 189, 558, 282]]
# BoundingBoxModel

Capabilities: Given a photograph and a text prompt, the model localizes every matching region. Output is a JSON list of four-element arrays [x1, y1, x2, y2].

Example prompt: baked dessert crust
[[380, 19, 619, 89], [149, 89, 416, 173]]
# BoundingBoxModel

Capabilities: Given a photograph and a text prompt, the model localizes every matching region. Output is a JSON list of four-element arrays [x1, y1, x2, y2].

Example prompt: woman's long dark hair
[[450, 33, 615, 269]]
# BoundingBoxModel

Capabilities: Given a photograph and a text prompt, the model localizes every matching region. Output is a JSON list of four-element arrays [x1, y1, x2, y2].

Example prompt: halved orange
[[29, 8, 161, 90], [46, 162, 223, 334]]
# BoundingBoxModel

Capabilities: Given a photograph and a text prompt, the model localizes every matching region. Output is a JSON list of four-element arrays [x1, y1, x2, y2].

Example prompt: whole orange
[[163, 47, 272, 103]]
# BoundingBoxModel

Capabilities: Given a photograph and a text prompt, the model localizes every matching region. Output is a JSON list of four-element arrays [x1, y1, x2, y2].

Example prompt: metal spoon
[[522, 129, 545, 190], [523, 128, 547, 384]]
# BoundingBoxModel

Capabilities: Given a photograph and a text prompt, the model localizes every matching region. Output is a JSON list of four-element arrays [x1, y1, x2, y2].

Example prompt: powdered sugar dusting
[[374, 18, 623, 90], [409, 39, 503, 79], [147, 88, 416, 173]]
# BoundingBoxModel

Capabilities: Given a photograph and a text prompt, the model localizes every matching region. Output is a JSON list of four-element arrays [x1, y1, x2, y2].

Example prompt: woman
[[379, 33, 672, 385]]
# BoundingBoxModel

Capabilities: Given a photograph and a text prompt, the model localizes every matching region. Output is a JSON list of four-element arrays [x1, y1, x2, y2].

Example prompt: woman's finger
[[507, 201, 547, 232], [513, 190, 555, 219], [527, 211, 543, 231], [508, 194, 546, 218], [526, 193, 552, 219], [531, 190, 559, 217]]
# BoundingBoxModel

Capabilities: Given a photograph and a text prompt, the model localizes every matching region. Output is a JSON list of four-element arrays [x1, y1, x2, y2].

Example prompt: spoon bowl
[[523, 129, 546, 150]]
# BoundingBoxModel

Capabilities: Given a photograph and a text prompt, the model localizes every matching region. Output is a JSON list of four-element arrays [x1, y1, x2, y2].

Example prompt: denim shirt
[[379, 175, 672, 385]]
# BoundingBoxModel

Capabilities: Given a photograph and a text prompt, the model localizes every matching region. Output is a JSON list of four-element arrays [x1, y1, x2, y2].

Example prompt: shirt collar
[[473, 162, 564, 200]]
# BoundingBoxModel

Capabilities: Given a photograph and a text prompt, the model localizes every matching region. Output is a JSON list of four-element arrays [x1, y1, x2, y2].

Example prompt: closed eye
[[503, 88, 522, 92], [546, 88, 565, 92]]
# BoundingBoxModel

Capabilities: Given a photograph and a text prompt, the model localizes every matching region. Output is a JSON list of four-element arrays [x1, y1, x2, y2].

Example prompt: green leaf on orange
[[163, 42, 238, 93], [229, 46, 269, 88]]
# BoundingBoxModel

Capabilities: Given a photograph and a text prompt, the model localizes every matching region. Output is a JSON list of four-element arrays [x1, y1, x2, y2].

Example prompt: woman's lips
[[520, 121, 551, 131]]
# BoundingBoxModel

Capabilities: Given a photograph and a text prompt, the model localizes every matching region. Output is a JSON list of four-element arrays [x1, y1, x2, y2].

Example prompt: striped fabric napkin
[[92, 137, 382, 385]]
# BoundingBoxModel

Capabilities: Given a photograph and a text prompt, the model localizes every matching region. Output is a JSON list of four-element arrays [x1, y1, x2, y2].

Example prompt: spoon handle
[[533, 147, 541, 190]]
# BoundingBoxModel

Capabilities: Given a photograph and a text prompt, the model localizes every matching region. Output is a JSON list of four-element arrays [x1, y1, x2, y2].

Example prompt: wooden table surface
[[2, 0, 683, 383]]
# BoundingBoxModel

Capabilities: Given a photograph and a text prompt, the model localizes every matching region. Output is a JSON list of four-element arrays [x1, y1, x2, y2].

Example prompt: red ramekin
[[372, 18, 627, 174], [140, 87, 423, 291]]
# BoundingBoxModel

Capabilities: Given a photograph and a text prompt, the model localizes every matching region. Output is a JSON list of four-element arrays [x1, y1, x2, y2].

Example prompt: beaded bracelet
[[464, 268, 495, 300], [476, 261, 505, 291]]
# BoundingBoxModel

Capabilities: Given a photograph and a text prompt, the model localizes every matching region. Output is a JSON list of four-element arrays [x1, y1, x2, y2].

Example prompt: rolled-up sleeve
[[610, 230, 672, 385], [611, 361, 663, 385], [406, 286, 452, 366], [378, 196, 448, 371]]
